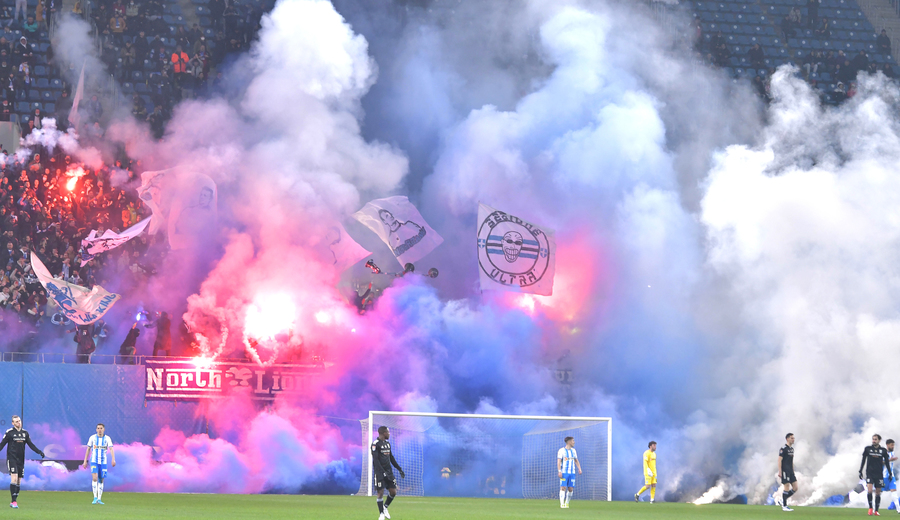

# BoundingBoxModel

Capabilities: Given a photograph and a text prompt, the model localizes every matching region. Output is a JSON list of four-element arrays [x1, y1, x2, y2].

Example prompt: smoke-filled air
[[8, 0, 900, 506]]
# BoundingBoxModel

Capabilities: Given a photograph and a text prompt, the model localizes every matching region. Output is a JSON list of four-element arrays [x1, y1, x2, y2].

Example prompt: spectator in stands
[[35, 0, 44, 30], [145, 104, 164, 137], [748, 44, 765, 69], [847, 82, 857, 99], [125, 0, 139, 26], [0, 100, 10, 122], [121, 41, 136, 74], [210, 0, 225, 31], [850, 50, 868, 76], [110, 13, 126, 45], [74, 323, 95, 363], [806, 0, 819, 29], [14, 0, 26, 24], [789, 7, 801, 27], [814, 17, 830, 38], [802, 50, 819, 79], [133, 30, 148, 62], [151, 311, 171, 356], [5, 71, 18, 102], [877, 30, 891, 56], [171, 45, 189, 87], [87, 94, 102, 123], [832, 81, 847, 103], [884, 63, 896, 78], [14, 37, 31, 67], [22, 15, 36, 34], [131, 93, 146, 120], [713, 41, 730, 67], [118, 322, 139, 363], [781, 15, 796, 41], [752, 75, 769, 102], [829, 50, 845, 73]]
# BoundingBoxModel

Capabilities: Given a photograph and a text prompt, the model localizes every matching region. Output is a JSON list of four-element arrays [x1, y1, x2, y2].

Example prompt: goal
[[357, 412, 611, 500]]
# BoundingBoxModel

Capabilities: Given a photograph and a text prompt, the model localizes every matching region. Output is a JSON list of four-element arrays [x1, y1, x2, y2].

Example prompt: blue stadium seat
[[19, 115, 29, 124], [9, 113, 17, 123], [15, 101, 28, 112], [163, 14, 175, 24], [34, 65, 46, 77], [28, 90, 40, 101], [43, 102, 53, 113], [29, 101, 40, 111], [121, 82, 134, 93], [40, 90, 51, 100], [49, 78, 62, 90], [134, 82, 148, 93], [199, 16, 211, 27], [36, 77, 48, 88], [133, 70, 144, 81]]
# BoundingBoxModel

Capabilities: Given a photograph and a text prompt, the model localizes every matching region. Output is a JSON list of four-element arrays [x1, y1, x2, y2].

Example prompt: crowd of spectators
[[689, 1, 898, 105], [87, 0, 271, 136], [0, 143, 162, 352]]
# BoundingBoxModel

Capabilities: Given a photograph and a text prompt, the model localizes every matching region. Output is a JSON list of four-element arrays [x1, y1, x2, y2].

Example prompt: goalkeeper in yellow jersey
[[634, 441, 657, 503]]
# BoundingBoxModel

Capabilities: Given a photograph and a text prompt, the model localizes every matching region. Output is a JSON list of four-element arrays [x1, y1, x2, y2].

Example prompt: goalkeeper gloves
[[399, 469, 405, 479], [646, 468, 653, 477]]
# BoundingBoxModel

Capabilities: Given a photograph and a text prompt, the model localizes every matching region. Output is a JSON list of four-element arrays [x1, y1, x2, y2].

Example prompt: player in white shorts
[[557, 436, 583, 508]]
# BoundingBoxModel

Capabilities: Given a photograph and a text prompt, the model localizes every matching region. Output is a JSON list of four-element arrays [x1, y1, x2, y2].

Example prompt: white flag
[[477, 203, 556, 296], [79, 217, 150, 266], [31, 252, 120, 325], [326, 223, 370, 273], [352, 196, 443, 265], [68, 60, 85, 131]]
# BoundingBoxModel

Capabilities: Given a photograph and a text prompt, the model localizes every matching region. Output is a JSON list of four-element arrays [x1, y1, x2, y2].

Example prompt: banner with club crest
[[476, 203, 555, 296]]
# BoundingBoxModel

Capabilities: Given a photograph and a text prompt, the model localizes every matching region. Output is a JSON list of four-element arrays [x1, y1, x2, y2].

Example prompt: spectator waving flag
[[476, 203, 556, 296], [352, 196, 443, 265], [79, 217, 151, 266], [30, 252, 120, 325]]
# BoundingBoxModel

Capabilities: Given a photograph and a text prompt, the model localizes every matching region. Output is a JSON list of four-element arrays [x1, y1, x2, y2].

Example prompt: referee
[[0, 415, 45, 509]]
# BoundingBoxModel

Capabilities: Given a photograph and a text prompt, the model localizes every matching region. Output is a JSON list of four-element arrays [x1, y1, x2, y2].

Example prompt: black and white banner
[[352, 196, 443, 264], [476, 203, 555, 296]]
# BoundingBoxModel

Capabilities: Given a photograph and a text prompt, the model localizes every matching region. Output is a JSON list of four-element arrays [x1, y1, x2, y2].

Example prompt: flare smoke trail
[[18, 0, 900, 503]]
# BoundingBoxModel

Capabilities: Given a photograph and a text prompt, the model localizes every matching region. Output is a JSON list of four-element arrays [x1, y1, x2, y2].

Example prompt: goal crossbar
[[364, 411, 612, 499]]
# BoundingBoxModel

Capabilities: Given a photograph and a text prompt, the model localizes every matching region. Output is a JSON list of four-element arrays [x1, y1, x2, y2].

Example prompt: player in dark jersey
[[860, 433, 892, 516], [0, 415, 45, 509], [776, 433, 797, 512], [371, 426, 405, 520]]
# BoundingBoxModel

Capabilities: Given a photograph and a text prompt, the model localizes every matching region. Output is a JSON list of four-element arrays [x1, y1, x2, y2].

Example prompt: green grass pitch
[[0, 492, 876, 519]]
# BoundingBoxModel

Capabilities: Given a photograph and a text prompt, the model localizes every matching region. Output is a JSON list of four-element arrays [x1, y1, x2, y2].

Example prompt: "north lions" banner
[[145, 359, 325, 401], [477, 203, 555, 296]]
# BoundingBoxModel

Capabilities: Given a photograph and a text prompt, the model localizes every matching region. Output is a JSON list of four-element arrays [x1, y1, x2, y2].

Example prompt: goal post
[[358, 411, 611, 500]]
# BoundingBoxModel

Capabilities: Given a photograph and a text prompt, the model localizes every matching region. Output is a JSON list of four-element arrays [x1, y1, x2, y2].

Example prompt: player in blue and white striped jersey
[[884, 439, 900, 513], [557, 436, 582, 509], [81, 424, 116, 505]]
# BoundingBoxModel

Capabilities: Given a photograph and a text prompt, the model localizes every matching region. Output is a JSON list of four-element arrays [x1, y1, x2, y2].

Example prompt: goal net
[[357, 412, 610, 500]]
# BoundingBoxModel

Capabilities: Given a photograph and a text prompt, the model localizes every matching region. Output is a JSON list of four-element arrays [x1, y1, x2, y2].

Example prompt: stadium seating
[[687, 0, 898, 101]]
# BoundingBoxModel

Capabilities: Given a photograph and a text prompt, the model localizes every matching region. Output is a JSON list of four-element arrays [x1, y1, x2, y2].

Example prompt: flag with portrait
[[352, 196, 443, 265]]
